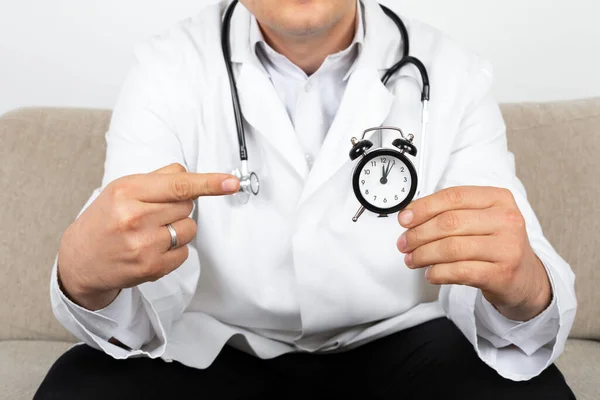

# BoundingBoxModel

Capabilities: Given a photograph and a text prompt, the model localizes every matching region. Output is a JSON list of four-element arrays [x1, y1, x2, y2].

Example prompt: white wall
[[1, 0, 599, 115]]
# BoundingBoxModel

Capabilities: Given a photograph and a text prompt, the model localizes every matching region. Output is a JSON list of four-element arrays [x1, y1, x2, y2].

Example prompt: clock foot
[[352, 206, 366, 222], [378, 214, 388, 218]]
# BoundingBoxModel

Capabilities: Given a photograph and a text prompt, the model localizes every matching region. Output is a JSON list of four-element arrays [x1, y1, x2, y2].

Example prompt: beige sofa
[[1, 100, 599, 399]]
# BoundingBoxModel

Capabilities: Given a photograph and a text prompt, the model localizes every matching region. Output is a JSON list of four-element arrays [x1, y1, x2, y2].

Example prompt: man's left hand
[[397, 186, 552, 322]]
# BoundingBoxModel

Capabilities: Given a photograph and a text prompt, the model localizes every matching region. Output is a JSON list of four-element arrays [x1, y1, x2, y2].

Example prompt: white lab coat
[[50, 0, 576, 382]]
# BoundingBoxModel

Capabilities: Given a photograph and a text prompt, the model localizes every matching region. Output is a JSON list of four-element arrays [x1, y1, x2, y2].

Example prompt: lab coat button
[[305, 154, 314, 169]]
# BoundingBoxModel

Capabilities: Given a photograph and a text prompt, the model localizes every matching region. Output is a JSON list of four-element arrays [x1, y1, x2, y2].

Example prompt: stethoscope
[[221, 0, 430, 205]]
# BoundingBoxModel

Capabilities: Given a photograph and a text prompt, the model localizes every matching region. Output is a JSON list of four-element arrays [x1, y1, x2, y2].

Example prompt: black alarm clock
[[349, 127, 418, 222]]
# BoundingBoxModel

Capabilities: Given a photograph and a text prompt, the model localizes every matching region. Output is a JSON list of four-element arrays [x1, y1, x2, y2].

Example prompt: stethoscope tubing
[[221, 0, 430, 199]]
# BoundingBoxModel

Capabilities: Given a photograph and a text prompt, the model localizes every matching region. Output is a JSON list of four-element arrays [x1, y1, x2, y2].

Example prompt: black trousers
[[35, 318, 575, 400]]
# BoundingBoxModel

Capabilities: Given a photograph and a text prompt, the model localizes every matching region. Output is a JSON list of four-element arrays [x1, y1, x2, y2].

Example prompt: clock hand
[[384, 160, 394, 180]]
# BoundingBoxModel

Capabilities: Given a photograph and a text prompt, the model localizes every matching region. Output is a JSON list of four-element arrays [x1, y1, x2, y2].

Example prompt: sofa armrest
[[0, 107, 111, 342], [503, 97, 600, 341]]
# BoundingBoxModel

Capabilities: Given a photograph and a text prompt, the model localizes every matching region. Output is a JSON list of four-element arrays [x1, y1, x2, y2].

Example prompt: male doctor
[[36, 0, 576, 398]]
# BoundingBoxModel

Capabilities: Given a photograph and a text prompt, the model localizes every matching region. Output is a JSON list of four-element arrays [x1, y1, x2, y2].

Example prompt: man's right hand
[[57, 163, 240, 311]]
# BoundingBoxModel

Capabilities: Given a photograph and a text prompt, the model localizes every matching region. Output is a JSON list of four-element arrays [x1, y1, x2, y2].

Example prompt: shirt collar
[[249, 0, 365, 80]]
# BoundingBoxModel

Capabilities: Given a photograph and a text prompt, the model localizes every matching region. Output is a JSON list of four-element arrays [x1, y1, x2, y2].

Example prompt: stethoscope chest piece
[[349, 127, 418, 222], [232, 162, 260, 205]]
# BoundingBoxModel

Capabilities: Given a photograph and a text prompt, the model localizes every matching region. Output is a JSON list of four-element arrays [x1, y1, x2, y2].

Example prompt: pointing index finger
[[398, 186, 512, 228], [137, 172, 240, 203]]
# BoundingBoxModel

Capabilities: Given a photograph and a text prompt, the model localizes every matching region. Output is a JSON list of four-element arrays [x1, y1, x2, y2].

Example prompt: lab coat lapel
[[298, 68, 395, 205], [229, 2, 309, 180], [298, 0, 401, 205], [236, 64, 309, 179]]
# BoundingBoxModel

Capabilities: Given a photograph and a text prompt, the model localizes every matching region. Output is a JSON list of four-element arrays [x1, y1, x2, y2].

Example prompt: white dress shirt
[[51, 0, 575, 382], [251, 7, 363, 165]]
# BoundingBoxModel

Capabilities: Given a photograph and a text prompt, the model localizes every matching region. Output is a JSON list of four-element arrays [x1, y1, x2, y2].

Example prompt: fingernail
[[399, 210, 414, 226], [404, 252, 413, 268], [397, 234, 407, 252], [222, 178, 240, 193], [425, 267, 431, 281]]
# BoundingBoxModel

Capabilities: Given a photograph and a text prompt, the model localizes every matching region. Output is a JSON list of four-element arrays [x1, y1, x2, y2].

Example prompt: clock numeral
[[371, 161, 377, 167], [395, 195, 399, 201], [373, 196, 377, 201], [365, 190, 369, 195], [384, 198, 388, 203], [364, 169, 371, 175], [400, 167, 405, 172], [404, 177, 408, 182], [361, 180, 366, 185], [402, 188, 406, 193], [381, 157, 387, 164]]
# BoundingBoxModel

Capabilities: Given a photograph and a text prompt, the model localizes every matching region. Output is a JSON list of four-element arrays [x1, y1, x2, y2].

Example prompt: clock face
[[352, 149, 418, 214]]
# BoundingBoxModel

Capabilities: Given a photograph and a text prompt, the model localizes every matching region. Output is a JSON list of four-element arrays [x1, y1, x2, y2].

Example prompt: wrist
[[496, 255, 552, 322], [57, 247, 120, 311], [59, 275, 121, 312]]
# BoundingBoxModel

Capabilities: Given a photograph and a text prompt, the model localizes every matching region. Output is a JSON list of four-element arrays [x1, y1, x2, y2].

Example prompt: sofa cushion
[[556, 339, 600, 400], [0, 340, 74, 400], [0, 108, 110, 342], [503, 98, 600, 341]]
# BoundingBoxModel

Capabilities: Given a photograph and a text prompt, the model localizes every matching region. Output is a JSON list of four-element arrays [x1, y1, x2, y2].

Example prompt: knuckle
[[455, 263, 471, 283], [169, 163, 187, 173], [124, 234, 145, 260], [443, 187, 464, 206], [107, 180, 132, 202], [420, 199, 431, 217], [473, 269, 490, 288], [498, 188, 515, 202], [411, 248, 423, 266], [503, 208, 525, 229], [203, 177, 213, 195], [170, 177, 192, 200], [505, 234, 525, 256], [115, 205, 142, 233], [438, 211, 460, 232], [407, 227, 421, 245], [501, 262, 518, 283], [445, 237, 464, 258], [515, 239, 526, 259]]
